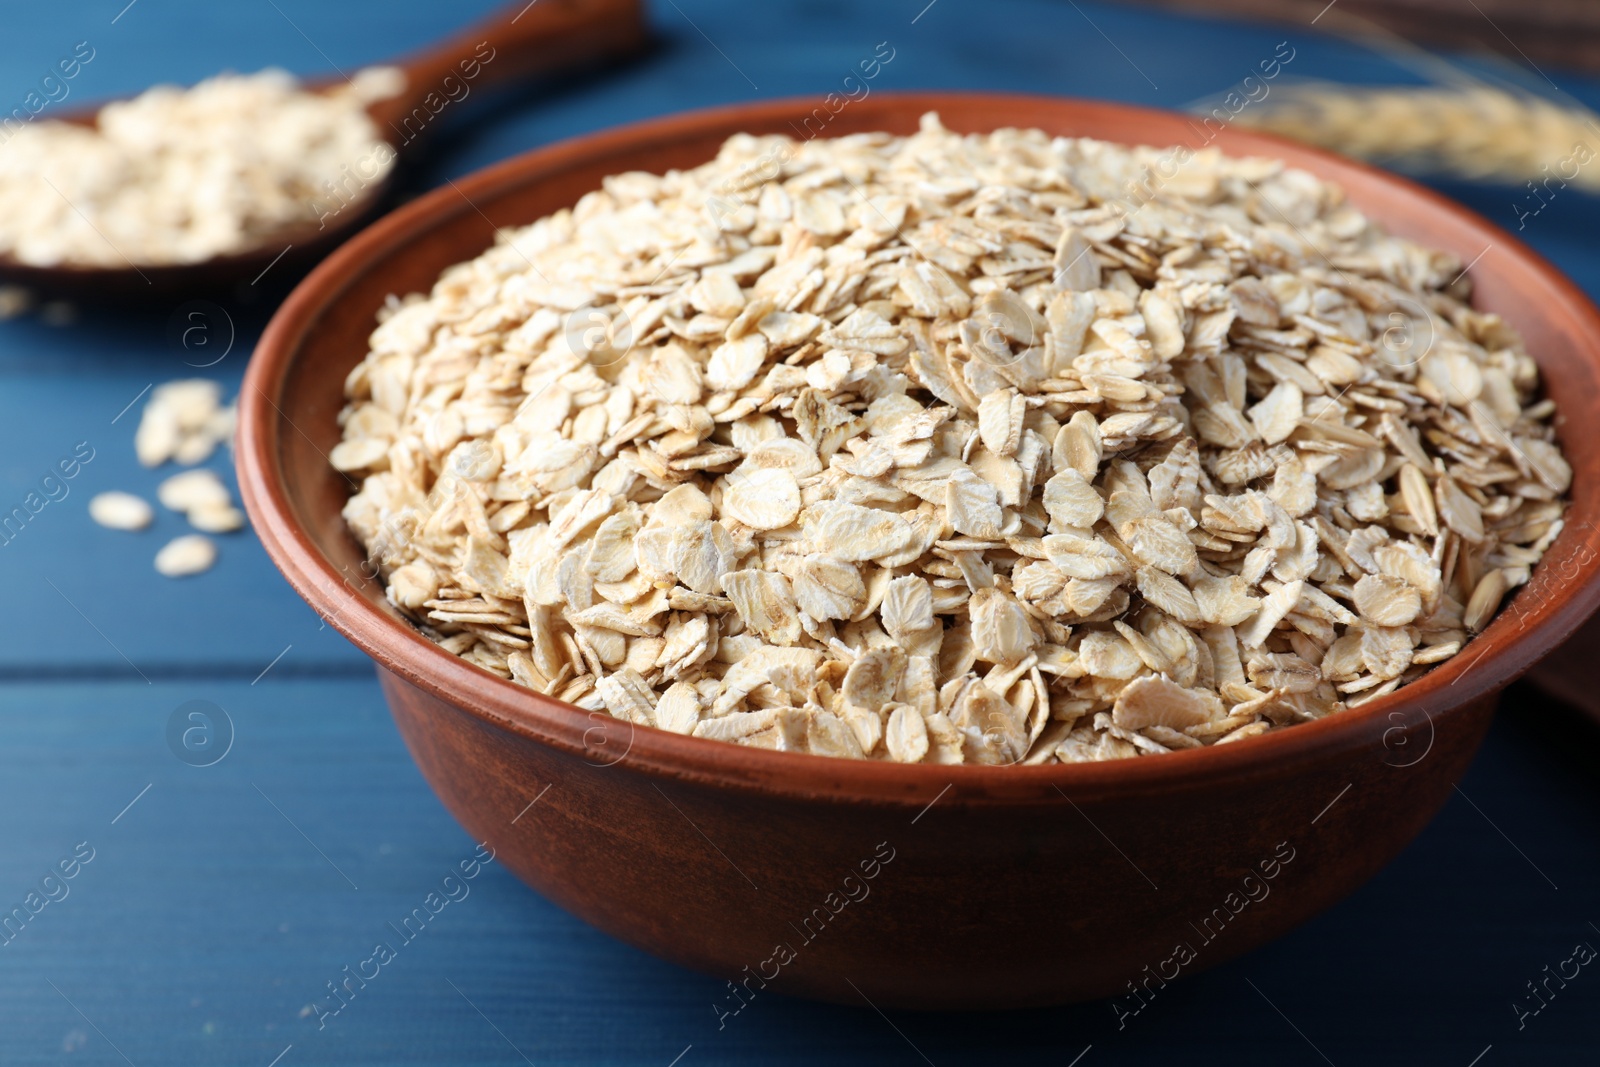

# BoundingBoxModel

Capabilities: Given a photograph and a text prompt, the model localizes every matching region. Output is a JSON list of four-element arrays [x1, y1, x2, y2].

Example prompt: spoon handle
[[369, 0, 649, 148]]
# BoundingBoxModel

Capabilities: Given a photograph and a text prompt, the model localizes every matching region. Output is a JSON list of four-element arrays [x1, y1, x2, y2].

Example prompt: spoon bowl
[[0, 0, 647, 304]]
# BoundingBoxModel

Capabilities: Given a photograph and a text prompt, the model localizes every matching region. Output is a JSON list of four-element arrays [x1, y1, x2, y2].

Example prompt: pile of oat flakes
[[335, 113, 1570, 765], [0, 67, 401, 267]]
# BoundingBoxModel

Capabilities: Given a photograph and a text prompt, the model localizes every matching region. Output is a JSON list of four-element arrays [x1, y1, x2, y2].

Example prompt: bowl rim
[[238, 91, 1600, 806]]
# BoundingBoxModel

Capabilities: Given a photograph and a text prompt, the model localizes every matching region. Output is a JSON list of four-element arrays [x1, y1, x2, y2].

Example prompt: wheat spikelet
[[1229, 83, 1600, 190]]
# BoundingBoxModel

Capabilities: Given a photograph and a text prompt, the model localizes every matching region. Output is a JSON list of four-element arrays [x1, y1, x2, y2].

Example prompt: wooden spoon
[[0, 0, 647, 304]]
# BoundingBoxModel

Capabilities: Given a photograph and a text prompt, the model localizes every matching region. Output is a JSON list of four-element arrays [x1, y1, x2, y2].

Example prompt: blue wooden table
[[3, 2, 1599, 1064]]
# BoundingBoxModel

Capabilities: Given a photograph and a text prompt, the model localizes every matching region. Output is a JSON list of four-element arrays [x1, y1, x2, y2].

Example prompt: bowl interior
[[242, 92, 1600, 797]]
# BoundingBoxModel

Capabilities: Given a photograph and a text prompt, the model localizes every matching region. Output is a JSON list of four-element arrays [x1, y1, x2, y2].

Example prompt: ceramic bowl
[[238, 93, 1600, 1008]]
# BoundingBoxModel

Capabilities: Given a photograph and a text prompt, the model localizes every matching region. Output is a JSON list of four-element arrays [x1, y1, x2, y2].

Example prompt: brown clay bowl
[[237, 92, 1600, 1009]]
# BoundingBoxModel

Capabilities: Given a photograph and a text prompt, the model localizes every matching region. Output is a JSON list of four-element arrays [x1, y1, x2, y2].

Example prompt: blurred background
[[1, 2, 1597, 1064]]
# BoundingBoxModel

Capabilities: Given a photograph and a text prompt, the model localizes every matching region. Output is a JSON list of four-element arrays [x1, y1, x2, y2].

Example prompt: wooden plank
[[0, 372, 370, 674], [1, 676, 1597, 1064]]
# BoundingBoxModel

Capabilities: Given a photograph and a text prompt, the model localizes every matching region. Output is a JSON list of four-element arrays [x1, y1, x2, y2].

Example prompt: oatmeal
[[0, 67, 402, 267], [335, 114, 1570, 764]]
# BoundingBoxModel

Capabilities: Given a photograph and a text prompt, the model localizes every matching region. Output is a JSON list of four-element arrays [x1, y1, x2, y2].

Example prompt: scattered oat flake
[[187, 503, 246, 533], [89, 491, 154, 531], [158, 469, 231, 512], [154, 534, 217, 578]]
